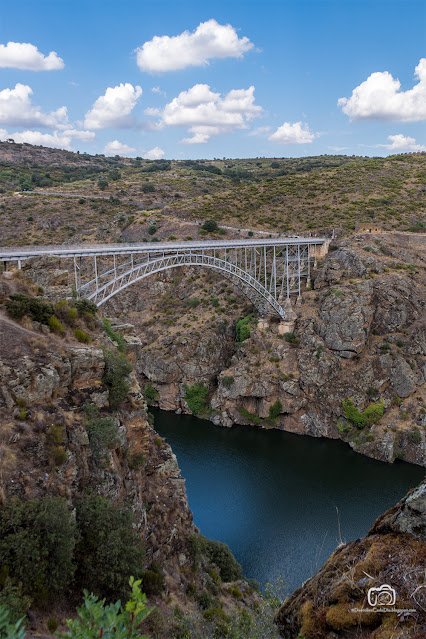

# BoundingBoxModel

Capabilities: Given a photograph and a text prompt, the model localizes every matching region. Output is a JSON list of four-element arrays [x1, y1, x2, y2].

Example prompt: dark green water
[[153, 409, 424, 594]]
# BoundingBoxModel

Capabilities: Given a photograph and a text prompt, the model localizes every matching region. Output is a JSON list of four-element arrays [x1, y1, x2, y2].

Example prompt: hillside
[[0, 142, 425, 249]]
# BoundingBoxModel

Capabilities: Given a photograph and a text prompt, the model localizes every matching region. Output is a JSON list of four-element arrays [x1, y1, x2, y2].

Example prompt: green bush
[[55, 301, 78, 325], [74, 328, 91, 343], [48, 315, 64, 335], [148, 225, 157, 235], [268, 401, 282, 421], [0, 497, 77, 604], [141, 182, 155, 193], [144, 383, 158, 404], [184, 383, 209, 415], [141, 569, 165, 596], [408, 428, 421, 444], [102, 319, 127, 353], [5, 293, 54, 325], [74, 497, 145, 601], [222, 376, 234, 389], [84, 404, 119, 460], [186, 297, 200, 308], [74, 298, 98, 317], [0, 579, 32, 625], [199, 535, 242, 582], [342, 399, 384, 429], [236, 315, 253, 343], [201, 219, 218, 232], [284, 332, 300, 347], [102, 349, 132, 410]]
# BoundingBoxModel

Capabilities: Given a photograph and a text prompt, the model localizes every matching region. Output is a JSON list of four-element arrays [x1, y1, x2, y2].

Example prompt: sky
[[0, 0, 425, 159]]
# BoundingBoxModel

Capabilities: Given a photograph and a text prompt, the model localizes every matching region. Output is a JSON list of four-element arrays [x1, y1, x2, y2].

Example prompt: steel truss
[[0, 238, 326, 319], [76, 243, 317, 319]]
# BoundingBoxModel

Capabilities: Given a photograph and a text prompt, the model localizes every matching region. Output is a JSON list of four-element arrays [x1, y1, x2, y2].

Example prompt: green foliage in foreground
[[342, 398, 384, 429], [103, 348, 132, 410], [184, 383, 210, 416], [0, 606, 25, 639], [0, 578, 152, 639]]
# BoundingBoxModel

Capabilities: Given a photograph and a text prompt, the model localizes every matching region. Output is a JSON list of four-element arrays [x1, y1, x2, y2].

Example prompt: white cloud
[[136, 19, 254, 72], [268, 121, 317, 144], [338, 58, 426, 122], [84, 83, 143, 129], [0, 84, 67, 128], [143, 146, 165, 160], [0, 41, 64, 70], [380, 134, 426, 152], [0, 127, 94, 150], [103, 140, 137, 156], [148, 83, 262, 143]]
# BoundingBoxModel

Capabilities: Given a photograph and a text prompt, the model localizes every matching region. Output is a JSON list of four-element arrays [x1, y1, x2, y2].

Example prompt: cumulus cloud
[[0, 127, 94, 150], [268, 121, 317, 144], [0, 84, 67, 128], [84, 83, 142, 129], [338, 58, 426, 122], [136, 19, 254, 73], [379, 134, 426, 152], [103, 140, 137, 156], [147, 83, 262, 143], [143, 146, 165, 159], [0, 41, 64, 70]]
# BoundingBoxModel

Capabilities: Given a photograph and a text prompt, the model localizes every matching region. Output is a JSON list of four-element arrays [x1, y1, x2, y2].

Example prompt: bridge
[[0, 237, 329, 319]]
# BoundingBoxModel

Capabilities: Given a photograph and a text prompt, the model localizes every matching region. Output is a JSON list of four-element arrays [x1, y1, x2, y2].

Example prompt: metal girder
[[0, 237, 326, 319]]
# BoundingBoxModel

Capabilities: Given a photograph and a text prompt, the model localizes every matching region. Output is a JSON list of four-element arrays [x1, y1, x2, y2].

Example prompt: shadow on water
[[152, 409, 425, 593]]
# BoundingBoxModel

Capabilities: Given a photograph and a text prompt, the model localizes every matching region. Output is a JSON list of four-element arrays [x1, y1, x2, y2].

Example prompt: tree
[[202, 219, 218, 232]]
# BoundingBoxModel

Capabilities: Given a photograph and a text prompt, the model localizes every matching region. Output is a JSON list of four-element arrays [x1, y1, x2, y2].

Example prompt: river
[[153, 409, 424, 594]]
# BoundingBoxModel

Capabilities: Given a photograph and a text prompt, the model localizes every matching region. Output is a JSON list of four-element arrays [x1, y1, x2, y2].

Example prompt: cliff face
[[0, 298, 196, 598], [275, 479, 426, 639], [101, 231, 426, 467]]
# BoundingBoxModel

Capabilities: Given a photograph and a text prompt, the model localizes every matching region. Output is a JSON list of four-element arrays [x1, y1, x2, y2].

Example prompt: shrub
[[186, 297, 200, 308], [0, 497, 77, 604], [141, 182, 155, 193], [127, 452, 145, 470], [48, 315, 64, 335], [363, 401, 384, 426], [236, 315, 253, 343], [148, 225, 157, 235], [222, 376, 234, 389], [142, 568, 165, 596], [342, 398, 366, 429], [284, 332, 300, 347], [5, 293, 54, 325], [184, 383, 209, 415], [144, 383, 158, 404], [74, 497, 145, 601], [62, 577, 151, 639], [84, 405, 119, 459], [47, 618, 58, 633], [198, 535, 242, 582], [102, 349, 132, 410], [0, 579, 32, 625], [268, 401, 282, 421], [408, 428, 421, 444], [74, 328, 91, 343], [102, 319, 126, 353], [201, 219, 218, 232], [74, 298, 98, 317], [55, 302, 78, 325]]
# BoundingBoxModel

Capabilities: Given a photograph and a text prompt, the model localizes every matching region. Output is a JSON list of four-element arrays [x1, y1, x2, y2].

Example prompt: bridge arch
[[81, 252, 287, 319]]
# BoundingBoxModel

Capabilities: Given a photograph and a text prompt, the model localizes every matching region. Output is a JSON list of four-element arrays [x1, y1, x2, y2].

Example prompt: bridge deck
[[0, 237, 327, 262]]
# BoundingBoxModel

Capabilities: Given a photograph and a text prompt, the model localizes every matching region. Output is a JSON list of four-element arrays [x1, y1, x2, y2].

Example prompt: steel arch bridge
[[0, 237, 328, 319]]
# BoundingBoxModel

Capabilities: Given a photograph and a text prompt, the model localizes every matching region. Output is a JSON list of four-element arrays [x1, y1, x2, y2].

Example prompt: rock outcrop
[[275, 479, 426, 639]]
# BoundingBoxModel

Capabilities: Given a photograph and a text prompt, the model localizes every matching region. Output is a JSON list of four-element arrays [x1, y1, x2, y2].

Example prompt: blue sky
[[0, 0, 425, 159]]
